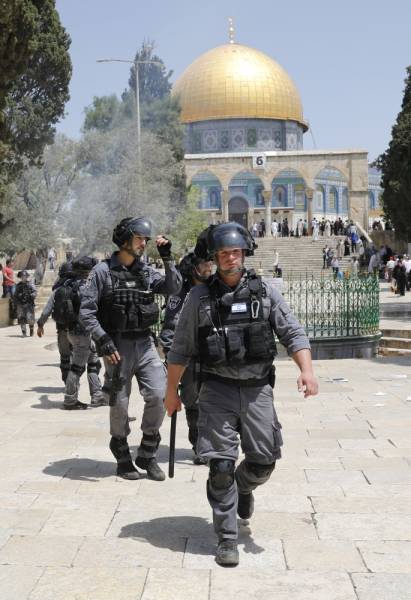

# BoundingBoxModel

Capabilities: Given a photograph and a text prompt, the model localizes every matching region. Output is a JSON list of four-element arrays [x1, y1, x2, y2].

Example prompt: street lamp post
[[96, 57, 162, 193]]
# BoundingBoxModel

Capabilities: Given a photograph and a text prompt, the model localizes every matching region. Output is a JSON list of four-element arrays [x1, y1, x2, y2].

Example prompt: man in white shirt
[[271, 220, 278, 238]]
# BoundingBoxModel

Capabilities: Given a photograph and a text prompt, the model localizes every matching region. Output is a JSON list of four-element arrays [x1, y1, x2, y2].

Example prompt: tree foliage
[[0, 0, 71, 196], [0, 134, 78, 253], [170, 187, 209, 257], [376, 65, 411, 239]]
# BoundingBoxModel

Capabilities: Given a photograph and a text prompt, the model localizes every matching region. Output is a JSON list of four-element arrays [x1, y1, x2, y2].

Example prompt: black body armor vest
[[99, 263, 159, 334], [198, 272, 277, 367]]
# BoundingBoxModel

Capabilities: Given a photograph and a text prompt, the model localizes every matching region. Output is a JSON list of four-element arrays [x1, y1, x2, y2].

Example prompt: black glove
[[157, 238, 172, 259], [97, 334, 118, 356]]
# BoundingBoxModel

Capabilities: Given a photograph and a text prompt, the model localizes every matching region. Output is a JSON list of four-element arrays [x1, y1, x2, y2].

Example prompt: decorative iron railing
[[282, 274, 380, 338], [152, 274, 380, 340]]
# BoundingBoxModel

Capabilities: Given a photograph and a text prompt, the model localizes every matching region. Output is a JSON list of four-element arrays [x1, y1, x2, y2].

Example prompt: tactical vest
[[52, 279, 81, 328], [15, 282, 33, 305], [198, 272, 277, 367], [99, 263, 159, 334]]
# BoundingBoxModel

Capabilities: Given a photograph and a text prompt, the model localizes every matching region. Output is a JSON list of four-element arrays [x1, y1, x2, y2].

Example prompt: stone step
[[380, 329, 411, 340], [379, 337, 411, 350], [379, 346, 411, 357]]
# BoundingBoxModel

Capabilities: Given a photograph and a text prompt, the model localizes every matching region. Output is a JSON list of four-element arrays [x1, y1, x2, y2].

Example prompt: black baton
[[168, 410, 177, 478]]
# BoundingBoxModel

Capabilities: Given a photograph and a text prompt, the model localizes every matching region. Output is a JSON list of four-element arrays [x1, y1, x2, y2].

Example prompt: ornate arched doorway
[[228, 197, 248, 227]]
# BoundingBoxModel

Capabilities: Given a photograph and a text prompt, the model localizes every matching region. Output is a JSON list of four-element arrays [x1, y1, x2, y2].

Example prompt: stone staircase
[[379, 328, 411, 357], [245, 235, 356, 277], [36, 270, 57, 313]]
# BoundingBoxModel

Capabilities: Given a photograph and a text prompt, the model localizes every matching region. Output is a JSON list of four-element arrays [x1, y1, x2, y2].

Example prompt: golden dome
[[172, 43, 306, 129]]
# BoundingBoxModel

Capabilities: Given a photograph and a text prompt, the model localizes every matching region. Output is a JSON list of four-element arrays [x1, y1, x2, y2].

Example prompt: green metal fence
[[282, 274, 380, 338], [152, 274, 380, 341]]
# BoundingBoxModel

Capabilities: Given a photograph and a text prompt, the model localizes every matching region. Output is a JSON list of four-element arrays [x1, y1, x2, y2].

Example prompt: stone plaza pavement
[[1, 321, 411, 599]]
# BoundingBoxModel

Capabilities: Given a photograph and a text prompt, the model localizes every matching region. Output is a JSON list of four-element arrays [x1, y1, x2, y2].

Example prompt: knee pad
[[209, 459, 235, 490], [70, 363, 85, 376], [246, 461, 276, 479], [87, 360, 101, 375], [140, 432, 161, 453]]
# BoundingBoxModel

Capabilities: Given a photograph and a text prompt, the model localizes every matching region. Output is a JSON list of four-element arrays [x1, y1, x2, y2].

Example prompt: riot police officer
[[79, 217, 182, 481], [37, 261, 74, 382], [165, 222, 318, 566], [61, 256, 105, 410], [159, 252, 213, 464], [14, 270, 36, 337]]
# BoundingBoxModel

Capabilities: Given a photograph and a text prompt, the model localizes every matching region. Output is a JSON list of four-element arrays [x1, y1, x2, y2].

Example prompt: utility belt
[[201, 369, 275, 388]]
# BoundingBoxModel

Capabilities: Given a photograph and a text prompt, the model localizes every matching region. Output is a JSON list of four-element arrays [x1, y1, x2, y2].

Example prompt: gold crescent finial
[[228, 17, 235, 44]]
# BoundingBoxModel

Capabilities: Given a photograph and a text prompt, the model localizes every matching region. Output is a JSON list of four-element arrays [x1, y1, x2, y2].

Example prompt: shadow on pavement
[[31, 394, 62, 410], [26, 386, 64, 394], [37, 362, 60, 368], [43, 457, 114, 482], [119, 516, 213, 553]]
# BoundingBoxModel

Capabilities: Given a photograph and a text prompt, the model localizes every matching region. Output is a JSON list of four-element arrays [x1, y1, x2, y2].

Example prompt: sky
[[55, 0, 411, 162]]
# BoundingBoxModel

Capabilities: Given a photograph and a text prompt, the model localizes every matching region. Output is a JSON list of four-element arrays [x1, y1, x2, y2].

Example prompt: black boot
[[109, 437, 141, 480], [135, 456, 165, 481], [29, 325, 34, 337], [215, 539, 239, 566], [237, 491, 254, 520]]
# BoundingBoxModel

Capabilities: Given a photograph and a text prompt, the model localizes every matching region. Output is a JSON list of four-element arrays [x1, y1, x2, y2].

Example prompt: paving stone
[[210, 569, 357, 600], [284, 539, 365, 571], [357, 541, 411, 573], [352, 573, 411, 600], [244, 512, 317, 540], [0, 508, 51, 535], [316, 512, 411, 541], [363, 468, 411, 484], [29, 566, 147, 600], [308, 428, 373, 439], [0, 534, 81, 566], [40, 508, 114, 537], [0, 492, 37, 509], [141, 568, 209, 600], [0, 565, 44, 600], [311, 496, 411, 514], [305, 469, 366, 485]]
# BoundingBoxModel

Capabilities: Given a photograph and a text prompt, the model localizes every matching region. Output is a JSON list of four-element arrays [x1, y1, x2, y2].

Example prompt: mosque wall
[[185, 149, 369, 228]]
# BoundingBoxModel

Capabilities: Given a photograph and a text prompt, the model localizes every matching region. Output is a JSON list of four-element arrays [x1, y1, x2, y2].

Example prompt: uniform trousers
[[57, 328, 72, 382], [197, 379, 283, 541], [16, 303, 35, 332], [180, 360, 201, 449], [64, 333, 103, 406], [103, 334, 166, 458]]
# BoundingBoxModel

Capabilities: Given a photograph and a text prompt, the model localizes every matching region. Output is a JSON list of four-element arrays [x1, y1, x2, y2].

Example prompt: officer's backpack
[[14, 282, 33, 305], [52, 280, 80, 327]]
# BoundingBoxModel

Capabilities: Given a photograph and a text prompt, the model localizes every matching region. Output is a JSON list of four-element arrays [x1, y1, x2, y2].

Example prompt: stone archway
[[228, 197, 248, 228]]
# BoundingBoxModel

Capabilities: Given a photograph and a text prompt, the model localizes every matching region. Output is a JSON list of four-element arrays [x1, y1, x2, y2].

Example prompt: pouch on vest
[[138, 303, 159, 329], [246, 321, 276, 359], [205, 331, 226, 364], [111, 304, 127, 331], [225, 326, 246, 361]]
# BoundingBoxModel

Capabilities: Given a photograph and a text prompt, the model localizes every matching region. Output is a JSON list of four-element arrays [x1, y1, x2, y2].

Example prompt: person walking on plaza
[[165, 222, 318, 567], [312, 219, 319, 241], [336, 238, 344, 259], [3, 259, 16, 298], [37, 262, 74, 383], [14, 271, 36, 337], [331, 256, 339, 279], [48, 247, 57, 270], [271, 219, 278, 238], [60, 256, 105, 410], [393, 256, 407, 296], [159, 251, 213, 465], [79, 216, 182, 481]]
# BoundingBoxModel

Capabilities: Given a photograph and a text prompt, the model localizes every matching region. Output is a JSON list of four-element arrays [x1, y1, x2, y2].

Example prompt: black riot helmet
[[58, 261, 72, 278], [112, 217, 153, 247], [195, 222, 256, 260], [178, 252, 209, 283], [71, 256, 98, 275]]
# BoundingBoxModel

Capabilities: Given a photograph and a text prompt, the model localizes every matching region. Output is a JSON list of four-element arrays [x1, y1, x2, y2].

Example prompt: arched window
[[314, 185, 325, 212], [273, 186, 287, 207], [368, 191, 375, 210], [328, 187, 338, 211]]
